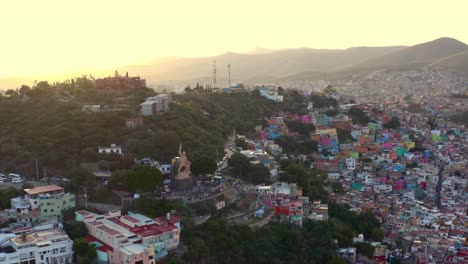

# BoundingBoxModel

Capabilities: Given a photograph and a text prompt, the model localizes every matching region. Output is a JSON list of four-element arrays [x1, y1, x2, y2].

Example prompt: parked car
[[61, 178, 71, 182], [12, 178, 23, 183], [9, 173, 21, 179]]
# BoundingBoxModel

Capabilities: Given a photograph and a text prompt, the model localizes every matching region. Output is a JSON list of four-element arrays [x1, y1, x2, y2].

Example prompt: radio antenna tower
[[227, 64, 231, 88], [213, 60, 217, 88]]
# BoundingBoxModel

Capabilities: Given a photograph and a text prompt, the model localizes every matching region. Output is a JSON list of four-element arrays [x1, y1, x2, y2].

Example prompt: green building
[[25, 185, 76, 222]]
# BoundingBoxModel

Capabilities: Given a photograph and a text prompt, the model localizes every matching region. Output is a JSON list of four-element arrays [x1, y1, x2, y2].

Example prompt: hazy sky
[[1, 0, 467, 78]]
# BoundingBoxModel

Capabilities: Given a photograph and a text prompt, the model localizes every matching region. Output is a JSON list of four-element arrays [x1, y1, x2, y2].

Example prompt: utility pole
[[13, 138, 17, 171], [213, 60, 217, 88], [35, 159, 39, 183], [84, 187, 88, 209]]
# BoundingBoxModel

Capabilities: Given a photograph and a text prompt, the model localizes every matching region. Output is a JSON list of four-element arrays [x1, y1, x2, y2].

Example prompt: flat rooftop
[[119, 243, 149, 256], [11, 228, 69, 246], [24, 185, 63, 195]]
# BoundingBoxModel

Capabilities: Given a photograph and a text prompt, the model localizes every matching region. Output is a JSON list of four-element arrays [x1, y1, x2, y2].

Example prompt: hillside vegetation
[[0, 84, 281, 177]]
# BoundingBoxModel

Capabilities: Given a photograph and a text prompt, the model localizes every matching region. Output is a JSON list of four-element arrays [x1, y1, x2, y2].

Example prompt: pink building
[[300, 115, 312, 124], [76, 210, 181, 263]]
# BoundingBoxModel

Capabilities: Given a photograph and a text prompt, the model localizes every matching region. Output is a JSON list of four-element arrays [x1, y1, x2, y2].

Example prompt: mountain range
[[119, 37, 468, 85], [1, 37, 467, 90]]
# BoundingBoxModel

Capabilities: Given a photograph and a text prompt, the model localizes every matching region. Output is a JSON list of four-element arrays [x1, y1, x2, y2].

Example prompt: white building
[[328, 173, 341, 180], [82, 105, 101, 112], [141, 94, 172, 116], [374, 184, 393, 193], [0, 227, 73, 264], [259, 88, 283, 102], [345, 158, 356, 170], [98, 144, 123, 155]]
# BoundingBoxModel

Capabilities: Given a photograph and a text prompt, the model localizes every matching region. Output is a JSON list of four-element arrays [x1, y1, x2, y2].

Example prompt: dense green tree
[[383, 116, 401, 129], [5, 89, 18, 96], [355, 242, 375, 258], [191, 155, 217, 175], [370, 227, 384, 242], [0, 187, 20, 210], [65, 167, 96, 194], [228, 153, 250, 177], [19, 85, 31, 96], [109, 166, 162, 193], [324, 109, 340, 117], [324, 85, 337, 95], [246, 163, 271, 184], [285, 120, 315, 136], [332, 181, 344, 194], [64, 221, 88, 240], [73, 238, 97, 264], [348, 107, 370, 125], [337, 128, 353, 143], [310, 94, 338, 109], [330, 256, 348, 264], [235, 138, 249, 150]]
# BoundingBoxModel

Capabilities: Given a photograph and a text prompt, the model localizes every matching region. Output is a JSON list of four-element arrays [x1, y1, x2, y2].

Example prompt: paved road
[[0, 181, 44, 190]]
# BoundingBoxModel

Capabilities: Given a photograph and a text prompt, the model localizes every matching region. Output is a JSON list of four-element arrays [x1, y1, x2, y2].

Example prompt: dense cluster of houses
[[241, 87, 467, 263]]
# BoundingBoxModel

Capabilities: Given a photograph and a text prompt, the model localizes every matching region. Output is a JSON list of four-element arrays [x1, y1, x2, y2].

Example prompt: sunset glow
[[1, 0, 467, 81]]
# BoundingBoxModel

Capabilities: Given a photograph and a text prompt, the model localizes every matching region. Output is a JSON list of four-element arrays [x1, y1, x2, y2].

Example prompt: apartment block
[[1, 185, 75, 228], [76, 210, 181, 263], [0, 226, 73, 264]]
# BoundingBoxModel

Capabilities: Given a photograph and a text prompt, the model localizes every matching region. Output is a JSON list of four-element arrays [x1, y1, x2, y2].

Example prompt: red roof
[[122, 215, 140, 223], [107, 217, 132, 229], [130, 222, 178, 238], [130, 224, 163, 237], [84, 235, 114, 253], [106, 229, 121, 236]]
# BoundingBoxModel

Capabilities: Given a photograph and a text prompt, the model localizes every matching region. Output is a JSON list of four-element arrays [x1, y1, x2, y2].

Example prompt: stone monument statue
[[176, 144, 191, 180]]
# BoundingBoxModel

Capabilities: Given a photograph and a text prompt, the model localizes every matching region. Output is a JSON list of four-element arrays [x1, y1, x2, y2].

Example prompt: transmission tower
[[227, 64, 231, 88], [213, 60, 217, 88]]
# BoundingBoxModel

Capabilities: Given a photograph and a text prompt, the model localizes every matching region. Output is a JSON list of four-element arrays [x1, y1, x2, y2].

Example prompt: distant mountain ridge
[[1, 37, 467, 89], [352, 37, 468, 70], [121, 37, 467, 84], [121, 45, 407, 83]]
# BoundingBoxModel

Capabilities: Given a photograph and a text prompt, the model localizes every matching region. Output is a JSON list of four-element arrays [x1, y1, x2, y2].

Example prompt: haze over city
[[0, 1, 468, 264]]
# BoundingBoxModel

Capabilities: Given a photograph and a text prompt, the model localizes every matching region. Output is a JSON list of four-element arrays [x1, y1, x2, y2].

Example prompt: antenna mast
[[213, 60, 217, 88], [227, 64, 231, 88]]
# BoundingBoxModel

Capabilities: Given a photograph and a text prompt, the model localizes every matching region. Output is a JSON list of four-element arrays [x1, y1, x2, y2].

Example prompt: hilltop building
[[140, 94, 172, 116], [98, 144, 123, 155], [258, 87, 283, 102], [95, 71, 146, 91]]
